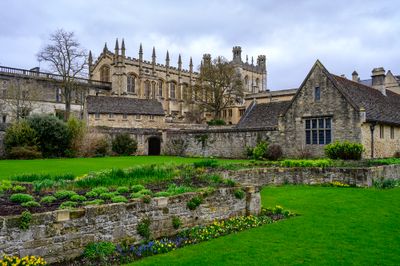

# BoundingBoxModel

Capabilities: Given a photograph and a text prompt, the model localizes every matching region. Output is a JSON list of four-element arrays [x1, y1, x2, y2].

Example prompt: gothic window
[[182, 84, 189, 101], [170, 82, 176, 99], [158, 81, 163, 97], [152, 82, 156, 99], [144, 81, 151, 99], [305, 117, 332, 145], [314, 87, 321, 101], [244, 76, 249, 87], [100, 65, 110, 82], [127, 74, 136, 93]]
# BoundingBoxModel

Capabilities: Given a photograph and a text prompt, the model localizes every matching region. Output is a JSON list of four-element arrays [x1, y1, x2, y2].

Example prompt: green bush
[[4, 121, 38, 154], [0, 180, 12, 193], [234, 189, 246, 199], [11, 185, 26, 192], [187, 196, 203, 210], [116, 186, 130, 194], [54, 190, 77, 200], [154, 191, 171, 197], [91, 187, 109, 195], [85, 191, 99, 198], [252, 141, 268, 160], [70, 195, 87, 202], [131, 184, 145, 193], [83, 241, 116, 262], [99, 192, 119, 200], [279, 159, 332, 168], [324, 141, 364, 160], [93, 137, 110, 157], [111, 133, 138, 156], [21, 200, 40, 208], [7, 146, 42, 159], [59, 201, 78, 209], [19, 211, 32, 230], [11, 173, 74, 182], [207, 119, 226, 126], [10, 193, 34, 203], [142, 195, 152, 204], [111, 195, 128, 203], [172, 216, 182, 229], [83, 199, 105, 206], [137, 218, 151, 239], [66, 117, 86, 157], [40, 195, 57, 204], [27, 115, 71, 157], [373, 178, 399, 189]]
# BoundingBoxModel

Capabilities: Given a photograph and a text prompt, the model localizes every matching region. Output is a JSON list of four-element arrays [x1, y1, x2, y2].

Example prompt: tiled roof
[[236, 100, 291, 129], [333, 75, 400, 126], [86, 96, 165, 116]]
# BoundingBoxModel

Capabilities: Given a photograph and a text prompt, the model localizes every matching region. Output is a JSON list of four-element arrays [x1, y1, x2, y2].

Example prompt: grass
[[0, 156, 247, 180], [128, 186, 400, 265]]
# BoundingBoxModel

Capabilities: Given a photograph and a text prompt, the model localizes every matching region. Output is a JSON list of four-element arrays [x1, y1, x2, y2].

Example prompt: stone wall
[[361, 123, 400, 158], [0, 186, 260, 263], [221, 164, 400, 187], [164, 127, 280, 158]]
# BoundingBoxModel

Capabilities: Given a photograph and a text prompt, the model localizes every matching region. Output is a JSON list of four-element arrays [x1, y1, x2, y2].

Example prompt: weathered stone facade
[[361, 123, 400, 158], [164, 128, 280, 158], [0, 186, 260, 263], [88, 113, 165, 129], [281, 62, 362, 157]]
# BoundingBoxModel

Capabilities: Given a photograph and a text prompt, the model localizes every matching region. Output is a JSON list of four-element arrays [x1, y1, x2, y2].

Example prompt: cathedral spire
[[114, 38, 119, 55], [189, 57, 193, 72], [152, 47, 156, 62], [121, 38, 125, 57], [103, 42, 108, 54], [88, 50, 93, 66], [178, 54, 182, 70], [166, 50, 170, 66], [139, 43, 143, 61]]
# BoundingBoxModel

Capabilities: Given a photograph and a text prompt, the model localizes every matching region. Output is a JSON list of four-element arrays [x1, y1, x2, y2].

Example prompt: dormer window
[[314, 87, 321, 101]]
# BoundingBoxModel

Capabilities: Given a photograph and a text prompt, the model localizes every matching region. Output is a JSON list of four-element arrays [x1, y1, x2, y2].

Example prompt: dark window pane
[[315, 87, 320, 101], [326, 130, 332, 144], [312, 119, 317, 129], [306, 130, 311, 144], [319, 130, 325, 144], [305, 120, 311, 129], [312, 130, 318, 144], [318, 119, 324, 128], [325, 118, 331, 129]]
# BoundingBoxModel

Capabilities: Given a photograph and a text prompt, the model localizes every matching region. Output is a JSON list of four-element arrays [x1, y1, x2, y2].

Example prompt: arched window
[[152, 82, 156, 99], [100, 65, 110, 82], [127, 74, 136, 93], [158, 80, 163, 97], [182, 83, 189, 102], [244, 75, 249, 86], [170, 82, 176, 99], [144, 81, 151, 99]]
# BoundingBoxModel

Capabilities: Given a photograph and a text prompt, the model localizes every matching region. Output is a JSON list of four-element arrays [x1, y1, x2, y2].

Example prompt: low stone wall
[[0, 186, 260, 263], [164, 127, 280, 158], [221, 165, 400, 187]]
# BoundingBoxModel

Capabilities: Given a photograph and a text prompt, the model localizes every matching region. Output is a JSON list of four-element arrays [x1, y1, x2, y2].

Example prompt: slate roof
[[86, 96, 165, 116], [236, 100, 291, 129], [332, 75, 400, 126]]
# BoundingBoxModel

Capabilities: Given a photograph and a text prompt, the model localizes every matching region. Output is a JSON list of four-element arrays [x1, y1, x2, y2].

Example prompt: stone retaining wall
[[164, 127, 280, 158], [221, 165, 400, 187], [0, 186, 260, 263]]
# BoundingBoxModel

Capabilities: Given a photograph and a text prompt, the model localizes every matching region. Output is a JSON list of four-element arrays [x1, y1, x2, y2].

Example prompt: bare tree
[[0, 79, 41, 122], [37, 29, 87, 121], [193, 56, 244, 120]]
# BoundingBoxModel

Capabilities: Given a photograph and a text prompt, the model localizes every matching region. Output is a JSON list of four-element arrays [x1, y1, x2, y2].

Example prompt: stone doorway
[[148, 137, 161, 155]]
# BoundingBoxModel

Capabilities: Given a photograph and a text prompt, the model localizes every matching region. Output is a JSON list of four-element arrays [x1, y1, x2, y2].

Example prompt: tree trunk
[[64, 100, 71, 121]]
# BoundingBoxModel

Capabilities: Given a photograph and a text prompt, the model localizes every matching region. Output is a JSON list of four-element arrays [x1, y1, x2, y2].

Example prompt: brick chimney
[[371, 67, 386, 96]]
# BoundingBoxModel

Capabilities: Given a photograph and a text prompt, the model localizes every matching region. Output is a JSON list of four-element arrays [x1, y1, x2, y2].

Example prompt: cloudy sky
[[0, 0, 399, 90]]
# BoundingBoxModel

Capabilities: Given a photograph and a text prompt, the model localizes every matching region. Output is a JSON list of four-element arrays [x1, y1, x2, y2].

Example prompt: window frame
[[305, 117, 332, 145], [127, 75, 136, 93], [390, 126, 395, 139], [314, 86, 321, 102], [379, 125, 384, 139]]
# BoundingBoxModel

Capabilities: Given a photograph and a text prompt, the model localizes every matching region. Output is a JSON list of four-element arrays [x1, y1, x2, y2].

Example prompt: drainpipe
[[370, 123, 376, 158]]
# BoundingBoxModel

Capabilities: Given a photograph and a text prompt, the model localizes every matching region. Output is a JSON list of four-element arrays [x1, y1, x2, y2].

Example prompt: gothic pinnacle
[[152, 46, 156, 59], [115, 38, 119, 51], [178, 54, 182, 70]]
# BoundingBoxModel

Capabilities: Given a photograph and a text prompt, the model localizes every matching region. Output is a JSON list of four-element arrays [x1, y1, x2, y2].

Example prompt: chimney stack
[[371, 67, 386, 96], [352, 71, 359, 82]]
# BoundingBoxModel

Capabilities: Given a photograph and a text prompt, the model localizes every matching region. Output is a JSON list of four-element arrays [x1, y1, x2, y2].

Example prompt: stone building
[[0, 65, 111, 123], [88, 40, 267, 125], [238, 60, 400, 158]]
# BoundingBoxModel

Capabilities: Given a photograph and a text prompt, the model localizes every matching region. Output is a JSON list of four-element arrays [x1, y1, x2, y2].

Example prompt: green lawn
[[129, 186, 400, 265], [0, 156, 246, 180]]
